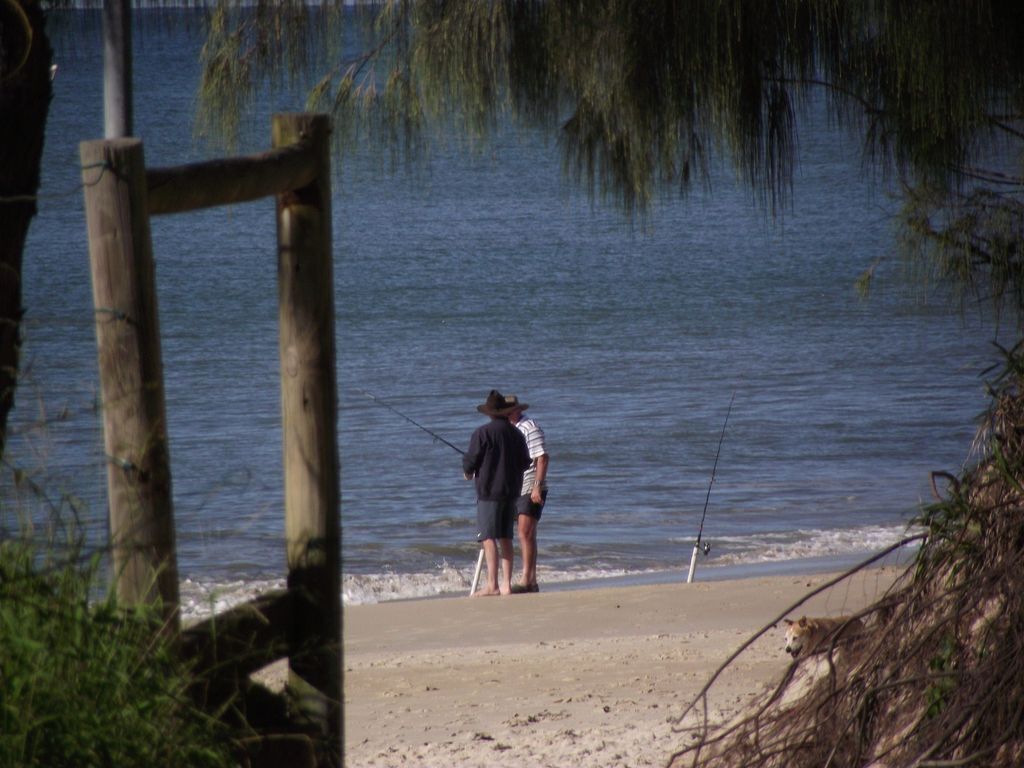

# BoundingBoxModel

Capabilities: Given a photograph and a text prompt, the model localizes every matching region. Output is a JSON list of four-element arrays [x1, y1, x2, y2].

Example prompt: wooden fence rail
[[80, 113, 340, 768], [146, 138, 319, 215]]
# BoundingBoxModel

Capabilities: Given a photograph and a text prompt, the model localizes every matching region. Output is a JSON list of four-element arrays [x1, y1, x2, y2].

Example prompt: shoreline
[[351, 543, 918, 605], [258, 563, 906, 766]]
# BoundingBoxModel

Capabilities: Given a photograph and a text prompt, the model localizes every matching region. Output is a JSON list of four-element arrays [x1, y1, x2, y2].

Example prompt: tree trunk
[[0, 0, 53, 459]]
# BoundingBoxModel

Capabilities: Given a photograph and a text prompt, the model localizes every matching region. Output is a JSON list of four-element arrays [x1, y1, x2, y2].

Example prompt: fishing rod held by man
[[357, 388, 483, 592], [356, 388, 464, 455]]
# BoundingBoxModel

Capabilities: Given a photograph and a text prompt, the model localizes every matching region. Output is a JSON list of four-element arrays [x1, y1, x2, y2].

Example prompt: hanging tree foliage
[[198, 0, 1024, 321]]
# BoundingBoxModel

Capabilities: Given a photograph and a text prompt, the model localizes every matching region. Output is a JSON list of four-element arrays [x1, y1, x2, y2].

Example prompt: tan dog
[[783, 615, 864, 658]]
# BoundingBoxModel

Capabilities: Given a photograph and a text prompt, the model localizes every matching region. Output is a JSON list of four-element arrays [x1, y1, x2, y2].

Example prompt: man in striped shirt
[[506, 395, 549, 594]]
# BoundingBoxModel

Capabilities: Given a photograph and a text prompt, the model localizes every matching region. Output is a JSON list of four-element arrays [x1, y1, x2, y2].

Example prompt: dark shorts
[[476, 498, 516, 541], [515, 489, 548, 521]]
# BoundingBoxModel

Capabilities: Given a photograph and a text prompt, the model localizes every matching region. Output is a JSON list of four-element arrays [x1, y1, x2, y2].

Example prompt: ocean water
[[5, 12, 1003, 617]]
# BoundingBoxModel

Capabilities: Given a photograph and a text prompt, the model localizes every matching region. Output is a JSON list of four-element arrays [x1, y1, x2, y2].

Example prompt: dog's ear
[[783, 619, 794, 626], [798, 617, 809, 627]]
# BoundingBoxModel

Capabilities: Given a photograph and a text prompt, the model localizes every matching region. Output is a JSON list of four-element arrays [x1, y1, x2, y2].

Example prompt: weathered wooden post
[[272, 113, 341, 763], [79, 138, 180, 630]]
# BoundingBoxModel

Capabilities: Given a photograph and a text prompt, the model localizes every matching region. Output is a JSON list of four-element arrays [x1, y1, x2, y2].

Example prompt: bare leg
[[517, 514, 538, 587], [472, 538, 501, 596], [499, 538, 514, 595]]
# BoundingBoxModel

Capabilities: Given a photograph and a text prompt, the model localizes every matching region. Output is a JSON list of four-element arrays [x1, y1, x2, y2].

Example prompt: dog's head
[[783, 617, 809, 658]]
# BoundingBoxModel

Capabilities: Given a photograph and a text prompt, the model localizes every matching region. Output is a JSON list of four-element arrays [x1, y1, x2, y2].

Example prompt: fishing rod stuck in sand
[[687, 392, 735, 584]]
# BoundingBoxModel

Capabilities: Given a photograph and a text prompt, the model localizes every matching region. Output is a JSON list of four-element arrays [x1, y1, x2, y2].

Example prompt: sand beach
[[315, 565, 902, 767]]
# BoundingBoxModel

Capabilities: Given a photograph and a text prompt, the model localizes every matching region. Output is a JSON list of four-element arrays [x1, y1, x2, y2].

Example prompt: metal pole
[[469, 548, 485, 596], [686, 542, 700, 583], [102, 0, 132, 138]]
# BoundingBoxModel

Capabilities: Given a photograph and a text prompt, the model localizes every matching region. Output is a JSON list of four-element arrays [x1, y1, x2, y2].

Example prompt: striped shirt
[[516, 416, 548, 494]]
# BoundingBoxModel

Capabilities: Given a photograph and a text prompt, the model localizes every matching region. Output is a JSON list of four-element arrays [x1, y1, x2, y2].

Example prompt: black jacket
[[463, 418, 530, 500]]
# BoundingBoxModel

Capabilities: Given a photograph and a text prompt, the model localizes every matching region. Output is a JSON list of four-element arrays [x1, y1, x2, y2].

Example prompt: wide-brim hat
[[477, 389, 519, 417], [504, 394, 529, 412]]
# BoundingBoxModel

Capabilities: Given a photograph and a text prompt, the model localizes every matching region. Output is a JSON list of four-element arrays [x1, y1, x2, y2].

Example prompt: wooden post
[[80, 138, 180, 631], [273, 113, 341, 764]]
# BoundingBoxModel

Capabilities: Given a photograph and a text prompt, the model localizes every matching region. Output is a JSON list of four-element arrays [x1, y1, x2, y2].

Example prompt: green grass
[[0, 539, 236, 768]]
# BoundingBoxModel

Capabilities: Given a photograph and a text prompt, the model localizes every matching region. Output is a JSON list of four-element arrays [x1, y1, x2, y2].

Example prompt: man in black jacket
[[463, 390, 531, 596]]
